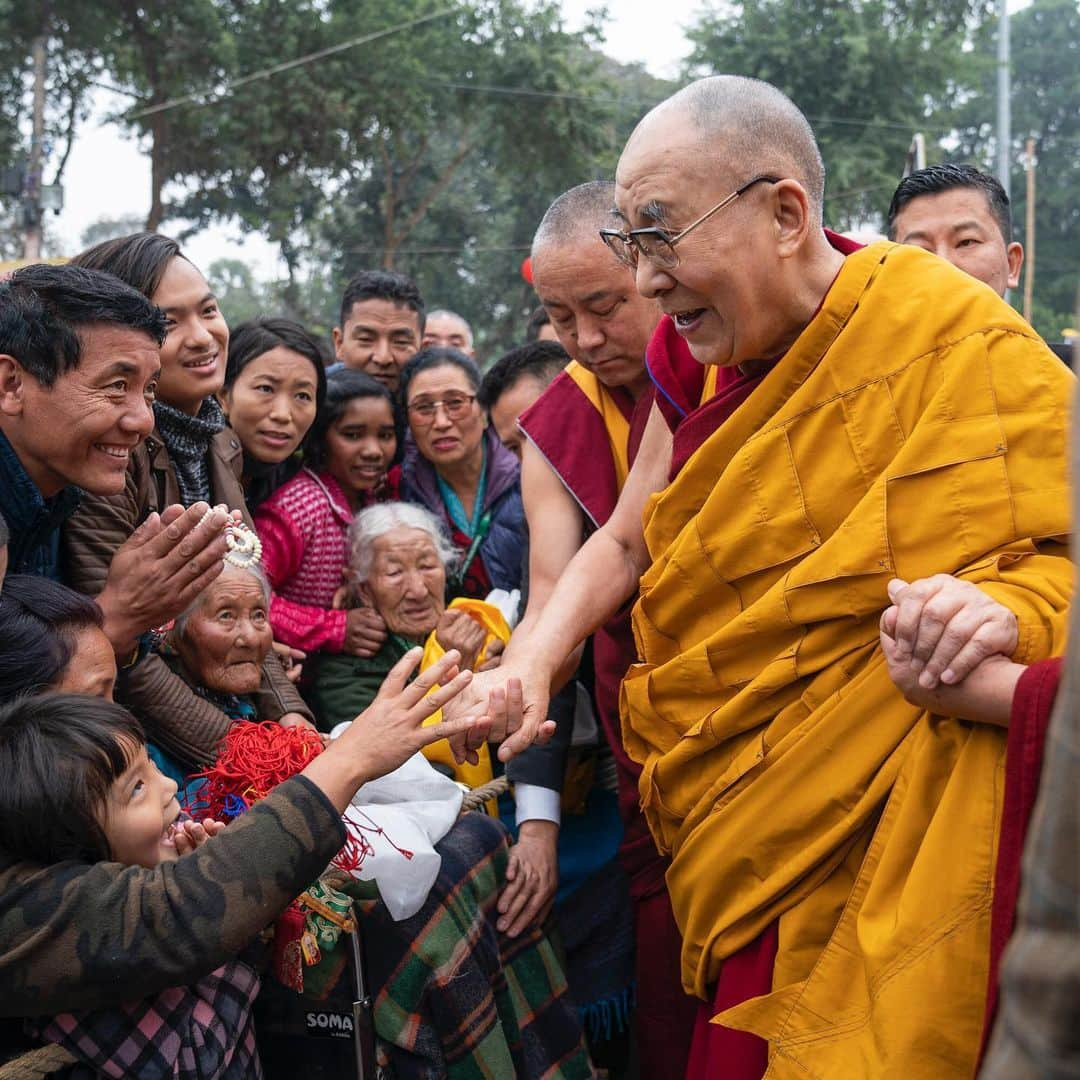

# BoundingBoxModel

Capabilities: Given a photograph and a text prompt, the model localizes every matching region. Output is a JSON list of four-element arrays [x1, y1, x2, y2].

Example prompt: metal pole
[[996, 0, 1011, 199], [1024, 137, 1036, 322], [22, 32, 47, 261]]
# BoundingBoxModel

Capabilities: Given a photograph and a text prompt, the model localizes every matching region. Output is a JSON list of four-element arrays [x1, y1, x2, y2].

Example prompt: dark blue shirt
[[0, 428, 81, 579]]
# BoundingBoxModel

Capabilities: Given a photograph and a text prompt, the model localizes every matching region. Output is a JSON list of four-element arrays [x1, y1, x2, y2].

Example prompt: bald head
[[632, 76, 825, 226], [532, 180, 619, 257]]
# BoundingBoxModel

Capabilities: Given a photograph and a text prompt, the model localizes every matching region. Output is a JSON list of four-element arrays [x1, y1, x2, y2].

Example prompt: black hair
[[0, 264, 166, 388], [478, 340, 569, 411], [306, 369, 396, 471], [0, 575, 105, 701], [0, 692, 146, 864], [224, 317, 329, 414], [72, 231, 185, 300], [525, 306, 552, 342], [338, 270, 426, 334], [887, 164, 1013, 244], [398, 347, 481, 408], [0, 510, 8, 550]]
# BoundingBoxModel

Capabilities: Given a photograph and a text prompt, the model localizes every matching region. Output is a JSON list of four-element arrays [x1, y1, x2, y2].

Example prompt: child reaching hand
[[0, 692, 261, 1079]]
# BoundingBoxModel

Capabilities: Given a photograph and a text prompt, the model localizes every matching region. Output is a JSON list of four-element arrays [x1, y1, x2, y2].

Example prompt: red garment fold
[[979, 656, 1063, 1059], [686, 923, 779, 1080]]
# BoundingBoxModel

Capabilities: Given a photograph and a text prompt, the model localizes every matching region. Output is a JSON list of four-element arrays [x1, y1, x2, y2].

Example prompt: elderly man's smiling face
[[614, 119, 787, 370]]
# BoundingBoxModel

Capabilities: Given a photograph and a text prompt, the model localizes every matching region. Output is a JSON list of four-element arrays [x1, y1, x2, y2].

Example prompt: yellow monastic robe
[[420, 598, 511, 812], [621, 242, 1074, 1077]]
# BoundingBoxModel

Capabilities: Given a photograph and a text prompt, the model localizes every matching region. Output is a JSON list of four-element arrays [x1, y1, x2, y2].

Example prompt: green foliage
[[997, 0, 1079, 340], [683, 0, 992, 228]]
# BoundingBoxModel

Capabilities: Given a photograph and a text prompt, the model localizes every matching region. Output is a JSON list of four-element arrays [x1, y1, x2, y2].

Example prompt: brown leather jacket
[[62, 426, 314, 766]]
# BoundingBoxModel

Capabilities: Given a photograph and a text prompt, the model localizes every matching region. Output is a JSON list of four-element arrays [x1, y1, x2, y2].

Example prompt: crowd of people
[[0, 73, 1075, 1080]]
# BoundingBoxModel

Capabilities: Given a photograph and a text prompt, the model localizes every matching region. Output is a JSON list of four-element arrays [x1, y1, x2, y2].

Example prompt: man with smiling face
[[463, 77, 1073, 1078], [331, 269, 425, 393], [887, 163, 1024, 299], [0, 264, 232, 658]]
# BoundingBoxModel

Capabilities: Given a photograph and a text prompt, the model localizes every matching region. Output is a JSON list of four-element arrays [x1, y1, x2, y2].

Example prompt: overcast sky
[[47, 1, 703, 276], [47, 0, 1025, 276]]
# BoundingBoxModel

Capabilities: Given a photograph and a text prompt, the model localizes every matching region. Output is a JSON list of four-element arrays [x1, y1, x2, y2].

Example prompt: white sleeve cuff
[[514, 783, 561, 826]]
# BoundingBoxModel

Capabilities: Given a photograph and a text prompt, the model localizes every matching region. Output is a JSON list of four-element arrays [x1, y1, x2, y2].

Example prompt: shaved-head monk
[[508, 180, 696, 1075], [456, 75, 1074, 1078]]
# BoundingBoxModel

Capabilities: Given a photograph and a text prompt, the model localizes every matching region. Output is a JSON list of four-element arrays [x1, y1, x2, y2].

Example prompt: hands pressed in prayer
[[96, 502, 237, 657], [881, 575, 1018, 690], [499, 820, 559, 938], [272, 642, 305, 684]]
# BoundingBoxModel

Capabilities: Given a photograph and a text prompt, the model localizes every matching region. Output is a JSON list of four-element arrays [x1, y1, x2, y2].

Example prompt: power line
[[127, 7, 456, 120]]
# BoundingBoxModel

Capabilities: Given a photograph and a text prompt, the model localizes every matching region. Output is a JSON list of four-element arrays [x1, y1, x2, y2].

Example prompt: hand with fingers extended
[[498, 819, 558, 938], [96, 502, 237, 656], [443, 664, 557, 766], [880, 575, 1018, 692], [338, 647, 493, 785]]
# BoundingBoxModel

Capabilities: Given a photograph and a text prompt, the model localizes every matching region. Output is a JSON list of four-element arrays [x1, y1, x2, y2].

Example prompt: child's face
[[323, 396, 397, 497], [101, 742, 182, 868]]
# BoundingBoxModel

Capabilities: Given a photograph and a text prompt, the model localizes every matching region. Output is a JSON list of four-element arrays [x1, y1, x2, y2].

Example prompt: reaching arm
[[458, 402, 673, 762]]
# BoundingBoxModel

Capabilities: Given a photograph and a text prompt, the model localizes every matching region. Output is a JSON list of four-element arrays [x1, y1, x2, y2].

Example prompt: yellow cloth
[[565, 360, 632, 491], [419, 598, 511, 810], [622, 242, 1074, 1077]]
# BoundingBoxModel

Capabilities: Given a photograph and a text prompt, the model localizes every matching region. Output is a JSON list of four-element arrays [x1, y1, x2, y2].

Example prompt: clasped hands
[[879, 574, 1024, 724]]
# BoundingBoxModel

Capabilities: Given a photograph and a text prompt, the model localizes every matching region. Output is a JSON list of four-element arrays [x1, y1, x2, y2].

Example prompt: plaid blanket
[[29, 960, 262, 1079], [355, 812, 595, 1079]]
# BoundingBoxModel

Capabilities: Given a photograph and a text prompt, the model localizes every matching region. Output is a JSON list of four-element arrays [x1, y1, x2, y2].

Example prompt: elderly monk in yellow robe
[[457, 75, 1075, 1078]]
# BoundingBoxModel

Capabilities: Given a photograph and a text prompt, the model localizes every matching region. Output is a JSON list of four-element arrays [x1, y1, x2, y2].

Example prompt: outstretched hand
[[97, 502, 237, 656], [342, 648, 492, 782], [442, 664, 557, 765], [881, 575, 1018, 691]]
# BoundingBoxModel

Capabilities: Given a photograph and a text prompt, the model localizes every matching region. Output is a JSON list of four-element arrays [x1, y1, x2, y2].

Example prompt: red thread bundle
[[189, 721, 325, 820]]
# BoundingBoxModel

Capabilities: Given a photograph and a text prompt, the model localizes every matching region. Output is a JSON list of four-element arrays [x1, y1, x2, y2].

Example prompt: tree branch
[[391, 131, 478, 251]]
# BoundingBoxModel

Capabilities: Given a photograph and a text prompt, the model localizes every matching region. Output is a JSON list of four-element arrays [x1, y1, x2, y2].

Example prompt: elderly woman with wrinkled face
[[310, 502, 502, 735], [164, 562, 317, 743]]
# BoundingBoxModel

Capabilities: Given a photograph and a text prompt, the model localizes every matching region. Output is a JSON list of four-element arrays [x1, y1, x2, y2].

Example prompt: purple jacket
[[400, 427, 525, 594]]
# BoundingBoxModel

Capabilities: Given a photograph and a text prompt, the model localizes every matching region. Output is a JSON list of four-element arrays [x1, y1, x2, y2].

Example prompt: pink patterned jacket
[[254, 468, 353, 653]]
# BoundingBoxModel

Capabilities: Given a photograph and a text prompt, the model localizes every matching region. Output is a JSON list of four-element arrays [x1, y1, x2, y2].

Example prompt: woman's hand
[[278, 712, 329, 745], [434, 609, 487, 671], [347, 648, 491, 778], [272, 641, 305, 684], [882, 575, 1018, 690], [477, 638, 505, 672], [344, 607, 388, 658], [498, 819, 558, 937]]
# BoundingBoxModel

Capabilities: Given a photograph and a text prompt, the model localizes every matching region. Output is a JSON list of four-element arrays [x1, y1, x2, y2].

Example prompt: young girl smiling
[[0, 692, 257, 1078]]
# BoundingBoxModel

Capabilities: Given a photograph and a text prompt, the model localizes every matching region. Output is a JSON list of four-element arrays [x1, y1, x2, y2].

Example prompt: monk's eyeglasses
[[598, 175, 782, 271]]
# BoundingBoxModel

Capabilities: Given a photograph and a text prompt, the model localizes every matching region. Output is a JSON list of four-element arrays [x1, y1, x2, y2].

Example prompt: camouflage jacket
[[0, 776, 344, 1020]]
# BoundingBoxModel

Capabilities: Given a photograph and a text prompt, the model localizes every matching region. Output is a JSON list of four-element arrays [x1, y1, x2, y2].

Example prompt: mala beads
[[199, 503, 263, 568]]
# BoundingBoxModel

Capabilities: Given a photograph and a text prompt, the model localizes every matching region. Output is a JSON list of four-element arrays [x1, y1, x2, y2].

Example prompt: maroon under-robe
[[519, 372, 700, 1077]]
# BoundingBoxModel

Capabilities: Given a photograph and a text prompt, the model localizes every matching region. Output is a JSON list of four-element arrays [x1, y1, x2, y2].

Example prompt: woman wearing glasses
[[399, 347, 526, 600]]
